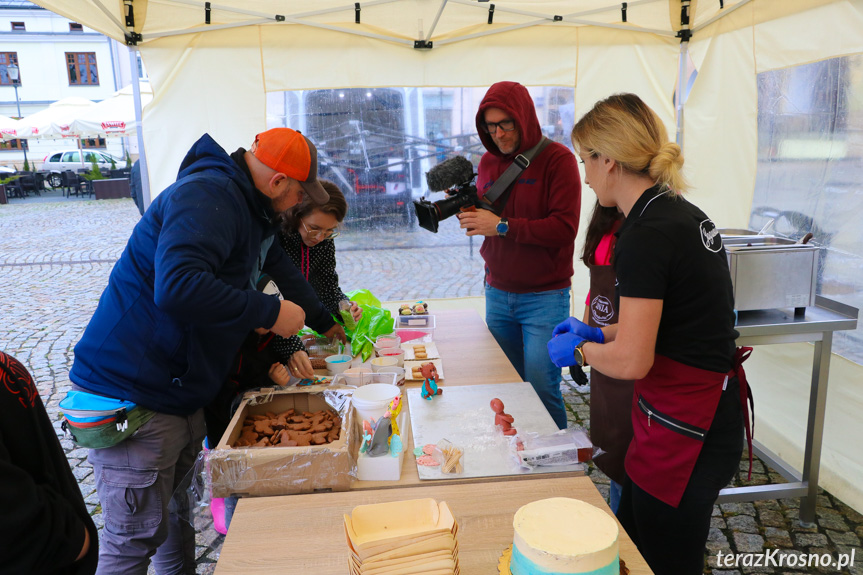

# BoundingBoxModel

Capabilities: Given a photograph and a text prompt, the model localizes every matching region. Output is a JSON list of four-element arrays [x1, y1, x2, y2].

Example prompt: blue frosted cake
[[511, 498, 619, 575]]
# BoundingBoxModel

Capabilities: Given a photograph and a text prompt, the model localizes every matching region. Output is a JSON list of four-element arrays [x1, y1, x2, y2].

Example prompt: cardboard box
[[208, 385, 356, 498]]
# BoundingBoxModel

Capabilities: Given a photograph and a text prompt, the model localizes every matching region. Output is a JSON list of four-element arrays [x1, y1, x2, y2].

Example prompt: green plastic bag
[[344, 289, 395, 362], [299, 290, 394, 363]]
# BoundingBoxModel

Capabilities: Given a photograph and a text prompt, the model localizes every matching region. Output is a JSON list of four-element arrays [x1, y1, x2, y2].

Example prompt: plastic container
[[435, 438, 464, 475], [375, 366, 405, 385], [396, 314, 435, 329], [341, 367, 373, 386], [377, 347, 405, 367], [339, 299, 358, 331], [374, 334, 401, 349], [325, 354, 352, 376], [356, 409, 410, 481], [332, 371, 397, 388], [352, 383, 401, 422], [370, 356, 399, 372]]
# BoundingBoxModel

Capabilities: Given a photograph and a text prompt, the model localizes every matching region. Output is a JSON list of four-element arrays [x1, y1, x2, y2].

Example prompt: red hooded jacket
[[476, 82, 581, 293]]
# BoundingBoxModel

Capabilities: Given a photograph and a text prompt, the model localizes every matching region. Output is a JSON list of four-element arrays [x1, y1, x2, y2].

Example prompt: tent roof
[[32, 0, 758, 49]]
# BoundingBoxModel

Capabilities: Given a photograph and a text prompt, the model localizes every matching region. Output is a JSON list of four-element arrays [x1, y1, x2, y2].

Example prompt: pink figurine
[[491, 398, 517, 435]]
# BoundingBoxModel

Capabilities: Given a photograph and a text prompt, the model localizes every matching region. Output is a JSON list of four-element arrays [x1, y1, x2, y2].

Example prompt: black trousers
[[617, 377, 744, 575]]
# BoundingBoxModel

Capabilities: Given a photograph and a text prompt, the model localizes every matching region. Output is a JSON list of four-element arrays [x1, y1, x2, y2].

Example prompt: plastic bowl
[[325, 354, 353, 375], [374, 334, 401, 349], [377, 347, 405, 367], [342, 367, 373, 386], [370, 356, 399, 372], [352, 383, 401, 422]]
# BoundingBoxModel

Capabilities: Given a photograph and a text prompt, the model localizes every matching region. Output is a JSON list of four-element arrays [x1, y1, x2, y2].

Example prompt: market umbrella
[[13, 97, 95, 139], [0, 114, 23, 141], [71, 83, 152, 138]]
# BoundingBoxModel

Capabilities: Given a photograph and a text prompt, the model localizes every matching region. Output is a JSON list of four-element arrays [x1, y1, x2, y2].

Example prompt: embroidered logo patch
[[591, 295, 615, 326], [700, 219, 722, 252]]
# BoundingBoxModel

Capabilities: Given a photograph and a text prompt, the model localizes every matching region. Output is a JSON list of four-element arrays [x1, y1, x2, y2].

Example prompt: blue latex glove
[[547, 332, 587, 368], [552, 317, 605, 343]]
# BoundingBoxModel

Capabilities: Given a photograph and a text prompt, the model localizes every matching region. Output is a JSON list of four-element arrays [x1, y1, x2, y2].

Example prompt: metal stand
[[716, 296, 858, 527]]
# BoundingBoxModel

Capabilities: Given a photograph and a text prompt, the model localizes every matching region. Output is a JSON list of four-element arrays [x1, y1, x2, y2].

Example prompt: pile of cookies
[[232, 408, 341, 448], [412, 344, 428, 360]]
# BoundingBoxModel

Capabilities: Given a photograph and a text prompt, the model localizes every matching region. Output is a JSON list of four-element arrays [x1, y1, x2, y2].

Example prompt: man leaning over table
[[67, 128, 344, 574], [458, 81, 581, 429]]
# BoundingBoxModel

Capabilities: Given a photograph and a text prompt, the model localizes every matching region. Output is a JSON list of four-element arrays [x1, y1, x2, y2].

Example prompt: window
[[0, 52, 20, 86], [0, 139, 27, 151], [751, 54, 863, 363], [266, 85, 574, 300], [81, 137, 106, 149], [66, 52, 98, 85], [69, 22, 84, 32], [11, 22, 25, 31], [49, 153, 62, 162], [62, 151, 80, 163]]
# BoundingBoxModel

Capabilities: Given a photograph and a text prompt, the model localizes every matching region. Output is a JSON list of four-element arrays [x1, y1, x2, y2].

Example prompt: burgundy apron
[[587, 263, 635, 485], [624, 350, 753, 508]]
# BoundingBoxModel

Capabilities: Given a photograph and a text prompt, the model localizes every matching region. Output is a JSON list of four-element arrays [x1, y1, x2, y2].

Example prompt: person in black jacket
[[0, 352, 97, 575]]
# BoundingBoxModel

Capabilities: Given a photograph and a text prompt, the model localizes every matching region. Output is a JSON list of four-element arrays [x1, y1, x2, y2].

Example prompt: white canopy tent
[[30, 0, 863, 512], [70, 82, 153, 139]]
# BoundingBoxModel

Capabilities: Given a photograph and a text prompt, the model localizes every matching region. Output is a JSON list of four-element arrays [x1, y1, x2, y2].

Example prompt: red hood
[[476, 81, 543, 158]]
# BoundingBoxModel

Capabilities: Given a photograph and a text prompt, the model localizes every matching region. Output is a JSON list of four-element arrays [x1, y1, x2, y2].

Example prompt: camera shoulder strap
[[481, 136, 551, 214]]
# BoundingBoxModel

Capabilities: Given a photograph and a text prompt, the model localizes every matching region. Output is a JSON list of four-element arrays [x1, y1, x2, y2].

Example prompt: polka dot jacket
[[273, 229, 348, 359]]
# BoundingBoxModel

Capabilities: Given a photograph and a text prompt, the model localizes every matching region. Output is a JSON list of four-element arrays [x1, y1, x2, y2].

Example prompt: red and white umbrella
[[13, 97, 96, 139], [0, 114, 23, 140], [71, 83, 152, 138]]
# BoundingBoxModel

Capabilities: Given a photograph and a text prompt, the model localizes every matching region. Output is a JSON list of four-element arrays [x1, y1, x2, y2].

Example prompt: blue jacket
[[69, 134, 334, 415]]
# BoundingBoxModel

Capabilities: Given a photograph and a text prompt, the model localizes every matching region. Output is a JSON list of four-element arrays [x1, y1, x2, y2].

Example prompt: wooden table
[[215, 476, 653, 575], [417, 309, 521, 387]]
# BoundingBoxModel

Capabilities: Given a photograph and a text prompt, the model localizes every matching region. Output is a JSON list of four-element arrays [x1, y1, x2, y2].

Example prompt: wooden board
[[407, 382, 583, 481]]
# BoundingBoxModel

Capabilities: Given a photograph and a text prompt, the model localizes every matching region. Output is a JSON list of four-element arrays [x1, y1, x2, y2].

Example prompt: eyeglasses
[[301, 219, 340, 240], [481, 119, 516, 134]]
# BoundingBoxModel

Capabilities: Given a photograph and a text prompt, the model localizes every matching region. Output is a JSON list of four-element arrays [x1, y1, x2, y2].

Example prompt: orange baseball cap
[[253, 128, 329, 203]]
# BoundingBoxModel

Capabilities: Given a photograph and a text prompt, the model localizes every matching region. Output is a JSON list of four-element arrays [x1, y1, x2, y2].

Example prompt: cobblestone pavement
[[1, 195, 861, 574]]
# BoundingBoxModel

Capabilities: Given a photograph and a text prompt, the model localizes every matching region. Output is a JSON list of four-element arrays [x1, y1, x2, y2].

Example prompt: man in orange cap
[[67, 128, 344, 573]]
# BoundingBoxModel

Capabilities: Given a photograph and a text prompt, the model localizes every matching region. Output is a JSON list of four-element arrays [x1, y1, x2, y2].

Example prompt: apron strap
[[733, 346, 755, 480]]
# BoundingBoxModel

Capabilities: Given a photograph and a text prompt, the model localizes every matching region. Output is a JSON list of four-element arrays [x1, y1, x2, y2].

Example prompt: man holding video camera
[[458, 81, 581, 429]]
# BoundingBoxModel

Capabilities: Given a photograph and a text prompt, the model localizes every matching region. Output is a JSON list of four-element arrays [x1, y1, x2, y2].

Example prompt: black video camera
[[413, 156, 482, 233]]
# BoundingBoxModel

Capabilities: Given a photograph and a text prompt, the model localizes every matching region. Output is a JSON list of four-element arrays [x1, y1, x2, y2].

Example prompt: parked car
[[40, 149, 124, 188], [0, 165, 15, 176]]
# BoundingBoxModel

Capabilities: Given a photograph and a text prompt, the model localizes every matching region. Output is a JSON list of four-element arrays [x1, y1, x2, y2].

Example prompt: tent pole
[[676, 39, 689, 147], [675, 0, 692, 148], [129, 47, 151, 211]]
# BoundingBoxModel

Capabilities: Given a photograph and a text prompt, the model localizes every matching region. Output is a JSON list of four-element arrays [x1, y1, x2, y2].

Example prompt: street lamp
[[7, 63, 28, 167]]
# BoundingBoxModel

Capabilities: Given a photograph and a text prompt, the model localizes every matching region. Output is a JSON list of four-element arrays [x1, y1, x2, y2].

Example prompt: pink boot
[[210, 496, 227, 535]]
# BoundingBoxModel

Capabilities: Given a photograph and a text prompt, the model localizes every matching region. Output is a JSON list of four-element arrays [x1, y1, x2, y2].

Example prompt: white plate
[[404, 359, 444, 381], [400, 341, 440, 361]]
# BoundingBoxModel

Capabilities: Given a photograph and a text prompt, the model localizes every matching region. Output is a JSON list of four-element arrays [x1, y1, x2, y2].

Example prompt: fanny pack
[[60, 390, 156, 449]]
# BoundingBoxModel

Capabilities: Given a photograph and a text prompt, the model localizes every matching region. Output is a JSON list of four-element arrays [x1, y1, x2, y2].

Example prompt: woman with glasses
[[275, 180, 362, 378]]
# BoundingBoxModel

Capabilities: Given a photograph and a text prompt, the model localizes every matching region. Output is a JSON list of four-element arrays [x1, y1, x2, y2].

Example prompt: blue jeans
[[485, 283, 569, 429], [609, 479, 623, 514], [89, 409, 206, 575]]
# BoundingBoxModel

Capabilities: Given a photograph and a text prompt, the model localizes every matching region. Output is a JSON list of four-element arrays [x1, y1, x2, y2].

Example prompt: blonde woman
[[548, 93, 752, 575]]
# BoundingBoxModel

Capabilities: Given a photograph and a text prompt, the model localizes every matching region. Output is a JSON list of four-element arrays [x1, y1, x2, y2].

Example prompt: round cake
[[511, 498, 619, 575]]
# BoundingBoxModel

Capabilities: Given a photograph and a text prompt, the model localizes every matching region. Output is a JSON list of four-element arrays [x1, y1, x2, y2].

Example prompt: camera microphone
[[425, 156, 475, 192]]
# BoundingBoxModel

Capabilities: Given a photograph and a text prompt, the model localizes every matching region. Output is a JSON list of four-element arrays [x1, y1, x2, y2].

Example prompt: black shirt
[[614, 185, 738, 373], [0, 352, 98, 574]]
